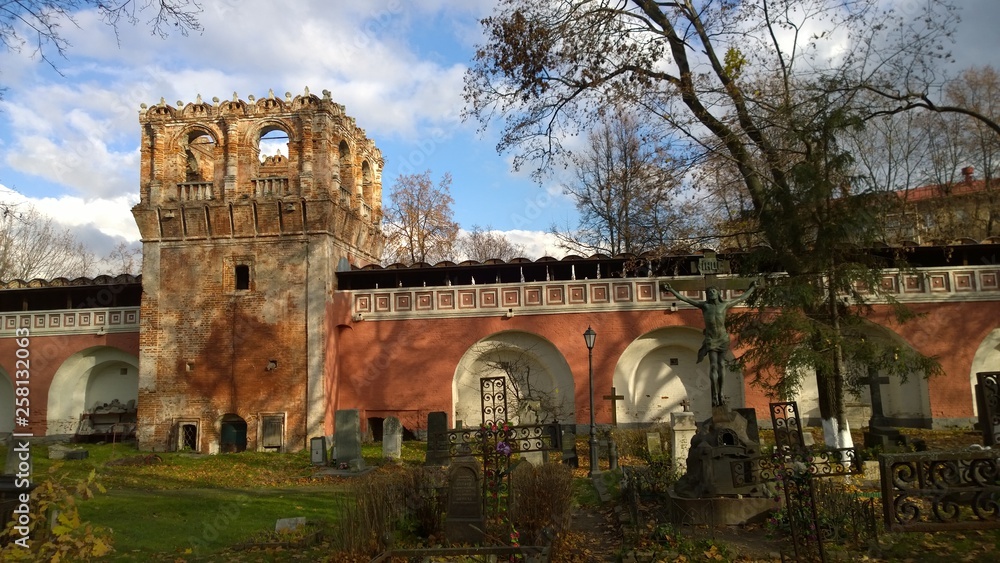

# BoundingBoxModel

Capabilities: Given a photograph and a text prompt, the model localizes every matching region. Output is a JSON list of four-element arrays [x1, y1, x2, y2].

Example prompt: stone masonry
[[132, 89, 383, 452]]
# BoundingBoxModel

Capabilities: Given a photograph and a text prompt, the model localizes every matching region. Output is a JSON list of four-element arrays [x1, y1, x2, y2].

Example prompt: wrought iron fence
[[879, 449, 1000, 532]]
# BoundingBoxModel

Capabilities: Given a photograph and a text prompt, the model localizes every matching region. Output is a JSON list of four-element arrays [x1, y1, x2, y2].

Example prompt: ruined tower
[[132, 89, 383, 453]]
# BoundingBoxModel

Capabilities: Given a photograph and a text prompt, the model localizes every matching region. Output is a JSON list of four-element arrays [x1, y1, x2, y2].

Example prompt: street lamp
[[583, 326, 598, 476]]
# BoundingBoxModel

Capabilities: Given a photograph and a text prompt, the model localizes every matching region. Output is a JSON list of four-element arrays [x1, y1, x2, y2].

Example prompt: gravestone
[[425, 411, 450, 466], [646, 432, 663, 457], [444, 459, 484, 544], [561, 429, 578, 468], [975, 372, 999, 448], [382, 416, 402, 460], [334, 409, 363, 470], [669, 410, 697, 474], [518, 407, 544, 466], [275, 517, 306, 533]]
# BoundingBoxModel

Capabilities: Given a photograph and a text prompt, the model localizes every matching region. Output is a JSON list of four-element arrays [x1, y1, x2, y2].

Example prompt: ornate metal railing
[[879, 449, 1000, 532]]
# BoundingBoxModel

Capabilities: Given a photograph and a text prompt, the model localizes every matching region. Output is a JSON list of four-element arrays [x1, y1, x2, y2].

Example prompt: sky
[[0, 0, 999, 270]]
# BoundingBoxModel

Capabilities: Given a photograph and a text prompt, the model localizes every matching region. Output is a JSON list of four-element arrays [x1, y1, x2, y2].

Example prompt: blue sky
[[0, 0, 998, 266], [0, 0, 571, 262]]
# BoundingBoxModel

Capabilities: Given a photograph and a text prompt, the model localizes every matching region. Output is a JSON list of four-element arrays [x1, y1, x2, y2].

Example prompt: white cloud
[[500, 230, 567, 260], [0, 185, 139, 242]]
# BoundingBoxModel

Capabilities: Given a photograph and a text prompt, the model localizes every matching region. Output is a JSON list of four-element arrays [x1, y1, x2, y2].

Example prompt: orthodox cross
[[603, 387, 625, 426]]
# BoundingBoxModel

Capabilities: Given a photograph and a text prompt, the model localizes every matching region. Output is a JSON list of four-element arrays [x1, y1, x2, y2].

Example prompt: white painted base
[[821, 417, 854, 450]]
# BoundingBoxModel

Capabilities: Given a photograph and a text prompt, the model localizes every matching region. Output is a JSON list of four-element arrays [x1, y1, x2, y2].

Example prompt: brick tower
[[132, 89, 383, 453]]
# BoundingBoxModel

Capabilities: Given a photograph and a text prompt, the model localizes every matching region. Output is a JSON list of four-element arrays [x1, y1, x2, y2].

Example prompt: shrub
[[509, 462, 573, 546], [328, 465, 445, 557], [0, 464, 112, 562]]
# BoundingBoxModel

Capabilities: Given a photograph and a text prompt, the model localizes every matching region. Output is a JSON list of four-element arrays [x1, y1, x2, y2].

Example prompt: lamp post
[[583, 326, 598, 476]]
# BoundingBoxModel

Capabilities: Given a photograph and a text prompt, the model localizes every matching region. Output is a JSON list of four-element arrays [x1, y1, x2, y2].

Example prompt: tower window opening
[[235, 265, 250, 290]]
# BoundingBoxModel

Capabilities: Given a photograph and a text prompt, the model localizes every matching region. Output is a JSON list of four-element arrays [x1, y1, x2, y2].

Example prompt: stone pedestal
[[668, 487, 777, 526], [670, 411, 696, 473]]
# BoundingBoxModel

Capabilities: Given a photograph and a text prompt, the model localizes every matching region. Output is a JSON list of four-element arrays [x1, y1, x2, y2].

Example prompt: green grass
[[0, 440, 418, 561], [78, 487, 347, 561]]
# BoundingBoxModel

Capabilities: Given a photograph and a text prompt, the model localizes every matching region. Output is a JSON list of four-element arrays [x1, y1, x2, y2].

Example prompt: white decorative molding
[[1, 307, 140, 336]]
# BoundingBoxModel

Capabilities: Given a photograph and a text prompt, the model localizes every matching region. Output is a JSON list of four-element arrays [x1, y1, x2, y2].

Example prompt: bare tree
[[456, 225, 528, 262], [382, 171, 460, 265], [0, 206, 94, 280], [554, 105, 698, 256], [0, 0, 202, 70], [99, 240, 142, 275]]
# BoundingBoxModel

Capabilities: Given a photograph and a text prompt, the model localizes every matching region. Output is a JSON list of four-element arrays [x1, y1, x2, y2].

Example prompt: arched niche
[[613, 326, 744, 423], [337, 140, 353, 205], [794, 325, 932, 428], [452, 331, 575, 428], [165, 126, 219, 202], [47, 346, 139, 437], [969, 328, 1000, 419]]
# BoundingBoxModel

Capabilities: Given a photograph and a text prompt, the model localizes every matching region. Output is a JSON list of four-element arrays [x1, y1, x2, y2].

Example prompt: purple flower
[[496, 442, 512, 456]]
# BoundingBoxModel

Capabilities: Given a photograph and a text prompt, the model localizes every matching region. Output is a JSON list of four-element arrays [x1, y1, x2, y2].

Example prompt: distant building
[[885, 167, 1000, 244]]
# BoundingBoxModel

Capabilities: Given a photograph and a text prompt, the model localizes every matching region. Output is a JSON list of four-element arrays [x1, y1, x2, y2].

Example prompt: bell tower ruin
[[132, 89, 383, 453]]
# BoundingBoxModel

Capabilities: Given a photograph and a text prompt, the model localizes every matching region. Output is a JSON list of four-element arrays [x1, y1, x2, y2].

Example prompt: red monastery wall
[[329, 272, 1000, 435]]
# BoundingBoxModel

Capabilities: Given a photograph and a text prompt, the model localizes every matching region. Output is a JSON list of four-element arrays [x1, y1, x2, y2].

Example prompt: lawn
[[0, 441, 416, 562], [1, 431, 998, 562]]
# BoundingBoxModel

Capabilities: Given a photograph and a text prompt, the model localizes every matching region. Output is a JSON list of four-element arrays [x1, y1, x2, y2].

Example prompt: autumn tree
[[554, 105, 698, 255], [464, 0, 968, 447], [382, 171, 460, 265], [456, 225, 528, 262], [0, 206, 94, 280]]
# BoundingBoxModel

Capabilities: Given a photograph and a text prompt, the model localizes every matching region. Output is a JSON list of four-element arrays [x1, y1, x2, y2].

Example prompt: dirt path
[[553, 504, 621, 562]]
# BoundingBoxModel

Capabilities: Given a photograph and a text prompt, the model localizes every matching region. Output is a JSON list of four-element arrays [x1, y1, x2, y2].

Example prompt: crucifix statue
[[661, 280, 758, 407]]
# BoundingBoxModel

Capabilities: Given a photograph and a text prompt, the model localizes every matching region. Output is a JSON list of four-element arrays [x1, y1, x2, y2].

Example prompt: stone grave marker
[[561, 429, 578, 468], [334, 409, 363, 470], [646, 432, 663, 457], [425, 411, 450, 466], [670, 410, 697, 473], [382, 416, 402, 460], [518, 406, 544, 466], [444, 459, 484, 544], [275, 517, 306, 533]]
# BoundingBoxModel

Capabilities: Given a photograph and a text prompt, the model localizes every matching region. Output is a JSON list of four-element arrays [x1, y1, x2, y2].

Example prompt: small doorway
[[220, 414, 247, 453]]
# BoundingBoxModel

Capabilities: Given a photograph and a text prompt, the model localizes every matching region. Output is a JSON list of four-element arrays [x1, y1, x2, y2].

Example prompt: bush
[[0, 465, 112, 562], [510, 462, 573, 546], [612, 423, 672, 462], [328, 465, 446, 557]]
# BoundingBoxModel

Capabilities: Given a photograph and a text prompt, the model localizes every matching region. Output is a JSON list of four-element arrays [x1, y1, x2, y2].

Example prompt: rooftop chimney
[[962, 166, 974, 184]]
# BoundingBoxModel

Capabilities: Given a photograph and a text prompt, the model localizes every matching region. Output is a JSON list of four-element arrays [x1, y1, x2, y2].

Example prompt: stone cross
[[680, 398, 691, 412], [603, 387, 625, 426], [863, 365, 891, 427]]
